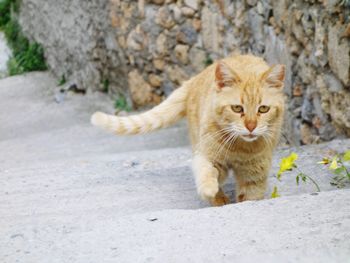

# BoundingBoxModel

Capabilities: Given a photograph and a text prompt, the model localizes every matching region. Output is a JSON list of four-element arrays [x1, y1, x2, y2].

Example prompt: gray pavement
[[1, 72, 350, 262]]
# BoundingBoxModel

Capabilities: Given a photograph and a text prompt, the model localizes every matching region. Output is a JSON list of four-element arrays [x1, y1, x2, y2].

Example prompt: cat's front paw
[[197, 179, 219, 201]]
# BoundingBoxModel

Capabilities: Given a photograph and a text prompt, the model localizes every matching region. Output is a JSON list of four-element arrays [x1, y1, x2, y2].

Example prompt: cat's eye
[[231, 105, 244, 113], [258, 105, 270, 113]]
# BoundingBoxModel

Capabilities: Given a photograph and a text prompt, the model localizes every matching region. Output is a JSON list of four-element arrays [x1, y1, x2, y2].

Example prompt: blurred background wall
[[18, 0, 349, 145]]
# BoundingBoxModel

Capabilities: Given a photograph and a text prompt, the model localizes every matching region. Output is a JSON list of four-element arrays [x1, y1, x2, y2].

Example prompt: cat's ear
[[262, 64, 285, 89], [215, 61, 241, 90]]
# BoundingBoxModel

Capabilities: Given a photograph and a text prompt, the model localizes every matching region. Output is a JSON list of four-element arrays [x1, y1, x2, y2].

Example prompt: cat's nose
[[245, 120, 257, 132]]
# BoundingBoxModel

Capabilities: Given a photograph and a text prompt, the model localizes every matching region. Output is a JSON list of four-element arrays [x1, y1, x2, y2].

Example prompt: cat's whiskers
[[262, 130, 274, 149], [222, 133, 239, 162], [212, 127, 237, 161], [209, 128, 235, 160], [196, 127, 232, 154]]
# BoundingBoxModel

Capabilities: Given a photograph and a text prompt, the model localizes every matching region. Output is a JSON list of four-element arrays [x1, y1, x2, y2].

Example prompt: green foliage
[[0, 0, 20, 28], [271, 186, 280, 198], [115, 94, 131, 112], [1, 1, 47, 75], [273, 150, 350, 198], [0, 0, 12, 28], [319, 151, 350, 188], [272, 152, 320, 198], [102, 79, 109, 93], [203, 56, 213, 66], [58, 75, 66, 86]]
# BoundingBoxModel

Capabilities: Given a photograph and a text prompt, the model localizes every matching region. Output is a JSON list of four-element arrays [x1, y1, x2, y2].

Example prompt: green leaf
[[333, 167, 345, 175], [271, 186, 280, 198], [343, 150, 350, 161], [299, 173, 307, 182], [296, 175, 300, 185]]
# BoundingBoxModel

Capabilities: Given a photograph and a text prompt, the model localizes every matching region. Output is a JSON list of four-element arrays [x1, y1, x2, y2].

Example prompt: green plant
[[0, 0, 20, 28], [0, 0, 12, 28], [203, 56, 213, 66], [58, 75, 66, 86], [115, 94, 131, 112], [1, 1, 47, 75], [102, 79, 109, 93], [271, 152, 320, 198], [271, 186, 280, 198], [318, 151, 350, 188]]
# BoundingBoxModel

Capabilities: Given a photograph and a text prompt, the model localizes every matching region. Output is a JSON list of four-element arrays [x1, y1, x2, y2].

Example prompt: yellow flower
[[277, 152, 298, 179], [329, 158, 338, 170], [343, 150, 350, 161], [318, 157, 330, 165]]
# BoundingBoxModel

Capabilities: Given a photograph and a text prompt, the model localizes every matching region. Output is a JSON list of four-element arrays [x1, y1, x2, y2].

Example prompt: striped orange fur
[[91, 84, 188, 135], [91, 54, 286, 206]]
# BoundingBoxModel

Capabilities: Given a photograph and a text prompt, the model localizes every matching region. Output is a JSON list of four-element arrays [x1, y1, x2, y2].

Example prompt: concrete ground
[[1, 72, 350, 262]]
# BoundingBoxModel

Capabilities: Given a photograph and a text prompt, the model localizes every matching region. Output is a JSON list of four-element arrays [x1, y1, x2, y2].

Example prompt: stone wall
[[19, 0, 350, 144]]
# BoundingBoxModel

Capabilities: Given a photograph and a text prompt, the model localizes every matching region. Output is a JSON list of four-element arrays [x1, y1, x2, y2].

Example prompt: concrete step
[[2, 139, 350, 220], [2, 189, 350, 263], [1, 72, 350, 262], [0, 72, 189, 166]]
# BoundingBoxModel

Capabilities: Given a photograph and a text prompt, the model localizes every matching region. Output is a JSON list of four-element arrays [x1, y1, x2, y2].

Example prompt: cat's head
[[212, 60, 285, 143]]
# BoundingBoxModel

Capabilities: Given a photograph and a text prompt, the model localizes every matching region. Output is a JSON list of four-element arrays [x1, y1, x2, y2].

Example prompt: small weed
[[0, 0, 12, 28], [318, 151, 350, 188], [115, 94, 131, 112], [272, 152, 320, 198], [203, 56, 213, 66], [1, 1, 47, 75], [58, 75, 66, 86], [271, 186, 280, 198], [102, 79, 109, 93], [272, 150, 350, 198]]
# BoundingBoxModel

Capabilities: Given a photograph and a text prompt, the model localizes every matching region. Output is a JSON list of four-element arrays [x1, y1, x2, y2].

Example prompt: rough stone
[[189, 47, 206, 72], [184, 0, 199, 11], [176, 25, 198, 45], [328, 22, 350, 86], [248, 9, 265, 52], [128, 70, 153, 107], [192, 18, 201, 31], [126, 25, 147, 51], [167, 65, 189, 85], [324, 73, 344, 93], [169, 4, 183, 23], [301, 97, 314, 123], [152, 58, 165, 71], [181, 6, 195, 17], [150, 0, 165, 4], [201, 6, 222, 53], [155, 6, 176, 29], [148, 73, 162, 87], [156, 32, 168, 56], [175, 44, 189, 64], [317, 75, 350, 137]]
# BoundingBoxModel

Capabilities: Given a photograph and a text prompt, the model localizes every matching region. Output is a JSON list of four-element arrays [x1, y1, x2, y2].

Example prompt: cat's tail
[[90, 83, 189, 135]]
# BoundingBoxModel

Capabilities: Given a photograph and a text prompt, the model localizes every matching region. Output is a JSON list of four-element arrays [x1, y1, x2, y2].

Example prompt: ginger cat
[[91, 55, 285, 206]]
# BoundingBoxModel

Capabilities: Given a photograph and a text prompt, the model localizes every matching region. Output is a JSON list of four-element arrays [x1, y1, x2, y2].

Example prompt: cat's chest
[[225, 150, 260, 164]]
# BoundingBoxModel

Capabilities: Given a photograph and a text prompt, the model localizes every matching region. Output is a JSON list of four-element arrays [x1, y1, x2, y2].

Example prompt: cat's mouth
[[241, 134, 258, 142]]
